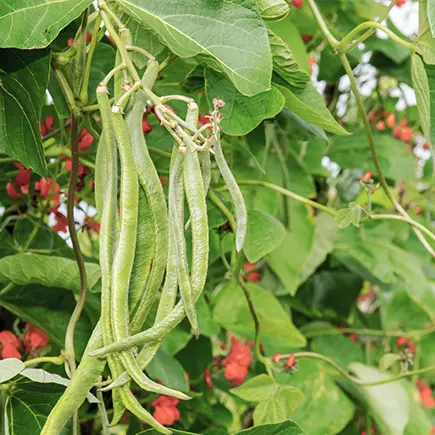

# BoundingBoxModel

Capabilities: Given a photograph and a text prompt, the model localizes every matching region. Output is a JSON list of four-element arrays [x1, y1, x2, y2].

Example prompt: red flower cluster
[[222, 337, 253, 386], [0, 324, 49, 360], [152, 396, 180, 426], [40, 115, 54, 137], [416, 379, 435, 409], [6, 162, 32, 199], [396, 336, 416, 354], [370, 110, 413, 144], [244, 262, 260, 283]]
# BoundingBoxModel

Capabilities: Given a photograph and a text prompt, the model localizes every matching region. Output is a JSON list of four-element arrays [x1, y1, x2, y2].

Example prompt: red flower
[[6, 182, 23, 199], [396, 336, 415, 354], [78, 128, 94, 151], [68, 32, 92, 46], [362, 172, 374, 181], [423, 142, 430, 150], [399, 126, 413, 143], [14, 162, 32, 187], [375, 120, 386, 131], [385, 113, 396, 129], [396, 0, 406, 6], [35, 178, 60, 200], [416, 380, 435, 408], [301, 34, 313, 42], [53, 212, 68, 233], [40, 115, 54, 137], [285, 354, 296, 369], [292, 0, 303, 7], [61, 156, 87, 177], [24, 324, 49, 351], [152, 396, 180, 426], [0, 331, 20, 348], [244, 262, 256, 272], [308, 56, 316, 73], [160, 177, 168, 187], [204, 368, 213, 389], [142, 117, 152, 134], [272, 352, 281, 363], [2, 345, 21, 360], [222, 337, 252, 386], [245, 272, 261, 282], [0, 331, 21, 360], [198, 114, 212, 130]]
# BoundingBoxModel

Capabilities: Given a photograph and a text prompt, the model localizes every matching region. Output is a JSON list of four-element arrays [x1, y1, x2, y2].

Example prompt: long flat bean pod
[[213, 133, 247, 252], [96, 86, 126, 424], [112, 104, 189, 400], [125, 60, 167, 333], [90, 107, 209, 359]]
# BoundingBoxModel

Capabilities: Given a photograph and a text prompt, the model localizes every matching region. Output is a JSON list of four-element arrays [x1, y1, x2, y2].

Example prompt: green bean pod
[[96, 86, 127, 424], [169, 147, 198, 336], [129, 94, 168, 333], [129, 186, 154, 312], [201, 149, 212, 198], [41, 325, 107, 434], [90, 106, 209, 358], [213, 134, 247, 251]]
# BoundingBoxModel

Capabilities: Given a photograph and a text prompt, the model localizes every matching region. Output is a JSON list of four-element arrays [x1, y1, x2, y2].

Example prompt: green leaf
[[349, 363, 409, 435], [121, 14, 165, 69], [329, 130, 416, 181], [257, 0, 289, 20], [213, 281, 306, 353], [335, 203, 363, 229], [146, 349, 189, 392], [311, 334, 364, 369], [196, 295, 220, 338], [0, 254, 100, 292], [427, 0, 435, 38], [379, 354, 402, 372], [365, 37, 410, 65], [0, 48, 49, 176], [297, 213, 337, 285], [267, 16, 310, 73], [0, 0, 92, 49], [118, 0, 273, 96], [244, 210, 286, 263], [411, 54, 432, 153], [205, 69, 284, 135], [267, 27, 309, 88], [276, 83, 349, 136], [7, 380, 73, 434], [277, 360, 354, 435], [231, 374, 278, 402], [253, 386, 304, 425], [20, 368, 98, 403], [267, 203, 315, 295], [235, 420, 307, 435], [418, 0, 435, 64], [0, 358, 24, 383]]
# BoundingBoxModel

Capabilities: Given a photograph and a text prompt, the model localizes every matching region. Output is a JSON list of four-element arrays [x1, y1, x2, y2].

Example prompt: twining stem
[[208, 189, 237, 233], [339, 0, 397, 53], [287, 352, 435, 387], [64, 116, 88, 377], [336, 21, 417, 54], [24, 354, 65, 367], [304, 326, 435, 339]]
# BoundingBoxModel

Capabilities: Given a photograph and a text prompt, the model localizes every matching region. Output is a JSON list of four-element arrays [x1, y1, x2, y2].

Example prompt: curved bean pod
[[213, 134, 247, 252], [129, 186, 154, 313]]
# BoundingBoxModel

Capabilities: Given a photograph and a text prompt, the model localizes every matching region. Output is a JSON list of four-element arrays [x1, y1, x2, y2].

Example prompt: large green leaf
[[253, 387, 304, 425], [0, 358, 25, 383], [267, 28, 309, 88], [0, 48, 49, 176], [424, 63, 435, 159], [276, 83, 349, 136], [329, 130, 416, 181], [267, 203, 315, 295], [118, 0, 273, 96], [205, 69, 284, 135], [411, 54, 431, 153], [349, 364, 409, 435], [213, 281, 306, 353], [7, 381, 73, 434], [0, 0, 92, 49], [365, 37, 410, 65], [244, 210, 286, 263], [235, 420, 306, 435], [0, 254, 100, 292], [146, 349, 189, 392], [231, 374, 278, 402], [418, 0, 435, 64], [277, 360, 354, 435]]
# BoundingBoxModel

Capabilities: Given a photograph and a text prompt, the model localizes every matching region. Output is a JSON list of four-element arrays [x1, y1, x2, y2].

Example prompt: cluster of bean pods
[[84, 55, 247, 432]]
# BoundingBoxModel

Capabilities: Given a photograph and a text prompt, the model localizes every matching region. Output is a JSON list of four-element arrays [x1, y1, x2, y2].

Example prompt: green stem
[[65, 116, 88, 377], [340, 0, 398, 52], [291, 352, 435, 387], [306, 0, 338, 47], [52, 67, 81, 117], [24, 354, 65, 367], [208, 189, 237, 233], [80, 15, 103, 104], [336, 21, 416, 54], [304, 326, 435, 339], [0, 283, 15, 298]]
